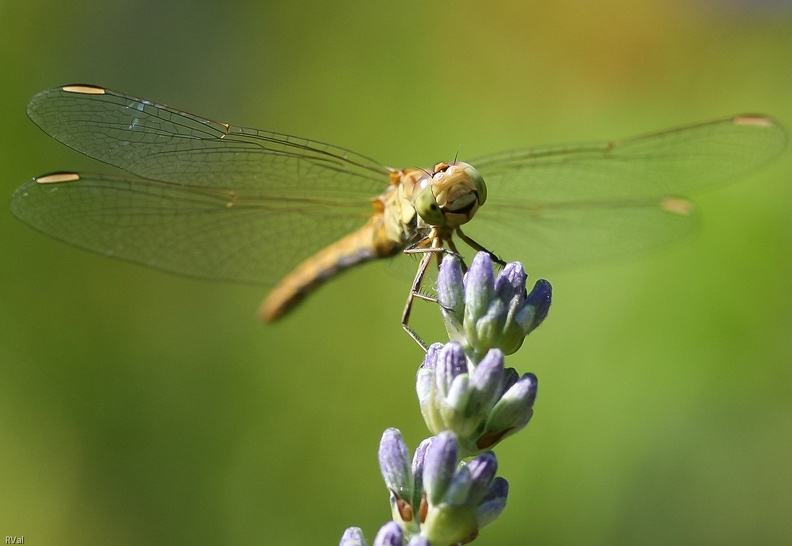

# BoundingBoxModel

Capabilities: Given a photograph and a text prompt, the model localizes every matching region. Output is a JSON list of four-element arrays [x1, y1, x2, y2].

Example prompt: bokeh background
[[2, 1, 791, 544]]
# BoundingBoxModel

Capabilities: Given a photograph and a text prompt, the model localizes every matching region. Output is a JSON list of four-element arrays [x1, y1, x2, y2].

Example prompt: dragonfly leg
[[403, 235, 433, 254], [401, 236, 446, 351], [455, 227, 506, 266], [444, 238, 469, 274], [402, 251, 433, 350]]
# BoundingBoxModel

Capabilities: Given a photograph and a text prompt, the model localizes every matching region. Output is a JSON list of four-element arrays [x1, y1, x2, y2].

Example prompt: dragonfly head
[[414, 162, 487, 228]]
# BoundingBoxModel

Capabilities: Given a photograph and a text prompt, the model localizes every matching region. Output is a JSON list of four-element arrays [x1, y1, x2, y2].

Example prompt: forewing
[[468, 115, 786, 270], [26, 85, 391, 197]]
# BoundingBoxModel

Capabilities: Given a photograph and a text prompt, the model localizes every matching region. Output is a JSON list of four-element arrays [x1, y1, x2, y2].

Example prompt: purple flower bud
[[378, 428, 412, 499], [475, 477, 509, 529], [434, 342, 468, 397], [423, 432, 458, 505], [437, 253, 465, 316], [468, 349, 505, 415], [339, 527, 366, 546], [478, 373, 538, 450], [464, 253, 496, 320], [495, 261, 527, 302], [372, 521, 404, 546], [465, 452, 499, 504]]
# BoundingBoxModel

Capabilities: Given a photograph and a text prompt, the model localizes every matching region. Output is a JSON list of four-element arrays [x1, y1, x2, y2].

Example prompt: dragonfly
[[11, 85, 787, 347]]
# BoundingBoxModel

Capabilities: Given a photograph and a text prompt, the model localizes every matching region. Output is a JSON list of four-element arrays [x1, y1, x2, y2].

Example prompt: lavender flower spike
[[417, 342, 536, 456], [438, 252, 552, 361], [420, 432, 508, 545]]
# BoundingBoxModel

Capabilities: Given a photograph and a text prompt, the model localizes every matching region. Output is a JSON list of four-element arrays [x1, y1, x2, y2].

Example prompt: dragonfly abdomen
[[258, 214, 403, 322]]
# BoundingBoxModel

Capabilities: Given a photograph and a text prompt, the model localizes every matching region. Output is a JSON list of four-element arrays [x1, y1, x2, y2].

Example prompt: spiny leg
[[444, 238, 468, 274], [455, 227, 506, 266], [401, 235, 445, 351]]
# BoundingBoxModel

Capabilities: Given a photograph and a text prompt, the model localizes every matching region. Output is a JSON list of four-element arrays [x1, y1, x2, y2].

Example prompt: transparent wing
[[467, 115, 787, 271], [25, 85, 391, 194], [11, 173, 378, 285], [13, 85, 394, 285], [11, 172, 374, 285]]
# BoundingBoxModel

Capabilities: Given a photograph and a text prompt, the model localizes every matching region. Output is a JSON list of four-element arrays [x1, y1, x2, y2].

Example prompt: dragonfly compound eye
[[460, 163, 487, 206], [415, 185, 446, 226], [441, 162, 487, 207]]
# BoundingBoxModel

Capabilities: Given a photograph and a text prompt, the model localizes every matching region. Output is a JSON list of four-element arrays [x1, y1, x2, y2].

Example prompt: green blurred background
[[2, 1, 791, 544]]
